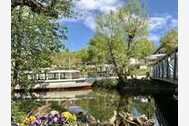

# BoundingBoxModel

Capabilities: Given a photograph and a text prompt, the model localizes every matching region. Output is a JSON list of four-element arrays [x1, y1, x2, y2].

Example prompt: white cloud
[[60, 0, 178, 43], [60, 0, 124, 31], [75, 0, 122, 13], [83, 16, 96, 30], [149, 17, 167, 31], [149, 15, 178, 32], [148, 14, 178, 44]]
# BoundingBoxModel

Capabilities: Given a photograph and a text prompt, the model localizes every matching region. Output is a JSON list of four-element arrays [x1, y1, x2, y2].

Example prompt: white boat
[[17, 69, 93, 90]]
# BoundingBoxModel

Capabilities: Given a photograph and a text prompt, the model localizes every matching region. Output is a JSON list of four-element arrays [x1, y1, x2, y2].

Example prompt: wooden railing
[[151, 48, 178, 84]]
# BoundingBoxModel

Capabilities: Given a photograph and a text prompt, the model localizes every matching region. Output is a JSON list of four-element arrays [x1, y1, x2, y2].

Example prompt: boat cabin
[[26, 70, 81, 81]]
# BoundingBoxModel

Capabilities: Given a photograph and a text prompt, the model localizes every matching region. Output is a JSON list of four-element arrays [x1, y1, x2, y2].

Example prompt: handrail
[[151, 48, 178, 84], [152, 48, 178, 65]]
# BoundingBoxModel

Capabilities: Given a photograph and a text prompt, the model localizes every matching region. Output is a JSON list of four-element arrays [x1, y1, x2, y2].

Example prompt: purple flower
[[40, 116, 46, 121], [53, 116, 58, 123]]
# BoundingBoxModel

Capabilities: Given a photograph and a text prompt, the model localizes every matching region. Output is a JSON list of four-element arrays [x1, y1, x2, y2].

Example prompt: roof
[[145, 54, 166, 60], [24, 69, 80, 74], [153, 46, 166, 54]]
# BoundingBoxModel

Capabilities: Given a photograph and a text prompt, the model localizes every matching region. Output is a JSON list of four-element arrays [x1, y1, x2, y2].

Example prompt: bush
[[93, 79, 118, 89]]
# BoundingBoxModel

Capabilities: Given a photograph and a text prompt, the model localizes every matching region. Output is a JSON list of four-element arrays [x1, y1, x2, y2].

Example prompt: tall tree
[[94, 0, 148, 83], [11, 2, 72, 90], [96, 11, 128, 82], [118, 0, 148, 50], [160, 27, 178, 53]]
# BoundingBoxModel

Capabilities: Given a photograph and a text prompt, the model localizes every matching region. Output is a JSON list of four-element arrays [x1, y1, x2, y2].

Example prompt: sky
[[58, 0, 178, 51]]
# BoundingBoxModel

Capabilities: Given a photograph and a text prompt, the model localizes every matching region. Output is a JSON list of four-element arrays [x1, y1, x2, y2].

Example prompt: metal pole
[[167, 57, 169, 78], [174, 51, 177, 80], [158, 63, 160, 78], [162, 62, 164, 79]]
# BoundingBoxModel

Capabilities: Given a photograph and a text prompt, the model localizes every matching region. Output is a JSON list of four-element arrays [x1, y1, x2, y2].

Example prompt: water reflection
[[13, 89, 159, 125]]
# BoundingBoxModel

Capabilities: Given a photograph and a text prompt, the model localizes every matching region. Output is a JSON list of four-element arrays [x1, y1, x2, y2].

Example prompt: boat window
[[72, 72, 80, 79], [60, 73, 66, 79], [47, 73, 59, 80], [65, 73, 71, 79]]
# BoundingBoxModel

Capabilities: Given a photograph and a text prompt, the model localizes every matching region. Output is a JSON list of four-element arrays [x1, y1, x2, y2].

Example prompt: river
[[12, 88, 177, 126]]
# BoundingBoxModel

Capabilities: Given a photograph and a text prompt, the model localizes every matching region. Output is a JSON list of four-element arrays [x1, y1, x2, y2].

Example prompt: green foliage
[[11, 0, 74, 18], [160, 27, 178, 53], [93, 79, 118, 89], [128, 66, 150, 76], [11, 4, 70, 89], [87, 35, 110, 64], [51, 51, 81, 69], [132, 39, 156, 59], [11, 100, 44, 123], [76, 48, 91, 63], [118, 0, 148, 48], [86, 0, 150, 82]]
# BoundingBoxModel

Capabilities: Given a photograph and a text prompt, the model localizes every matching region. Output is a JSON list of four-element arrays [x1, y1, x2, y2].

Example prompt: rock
[[126, 113, 134, 121], [135, 118, 143, 125], [143, 119, 155, 126], [86, 114, 97, 125], [139, 114, 148, 122], [101, 121, 114, 126], [109, 110, 117, 124], [127, 116, 134, 121]]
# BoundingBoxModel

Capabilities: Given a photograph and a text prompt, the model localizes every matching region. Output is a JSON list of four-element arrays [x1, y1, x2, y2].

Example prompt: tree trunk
[[107, 39, 125, 83], [12, 6, 23, 90]]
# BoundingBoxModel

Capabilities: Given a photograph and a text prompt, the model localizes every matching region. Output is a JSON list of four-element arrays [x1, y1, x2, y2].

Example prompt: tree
[[76, 48, 91, 64], [51, 51, 81, 69], [160, 27, 178, 53], [95, 11, 128, 82], [94, 0, 148, 83], [132, 39, 156, 59], [118, 0, 148, 50], [87, 35, 109, 64], [11, 3, 71, 90]]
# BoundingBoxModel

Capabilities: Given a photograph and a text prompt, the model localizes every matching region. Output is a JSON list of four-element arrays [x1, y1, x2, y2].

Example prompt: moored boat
[[15, 69, 93, 90]]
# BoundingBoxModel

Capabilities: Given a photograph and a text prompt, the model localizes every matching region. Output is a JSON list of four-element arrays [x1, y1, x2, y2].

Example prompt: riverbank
[[92, 79, 177, 95]]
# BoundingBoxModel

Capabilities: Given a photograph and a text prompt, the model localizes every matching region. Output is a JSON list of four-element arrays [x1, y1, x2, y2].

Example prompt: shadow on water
[[117, 83, 178, 126], [153, 94, 178, 126]]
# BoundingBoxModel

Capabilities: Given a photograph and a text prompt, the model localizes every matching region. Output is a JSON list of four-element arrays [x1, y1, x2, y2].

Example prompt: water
[[12, 88, 161, 125]]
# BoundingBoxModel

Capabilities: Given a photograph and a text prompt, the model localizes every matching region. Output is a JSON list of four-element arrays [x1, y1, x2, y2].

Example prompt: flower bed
[[12, 111, 77, 126]]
